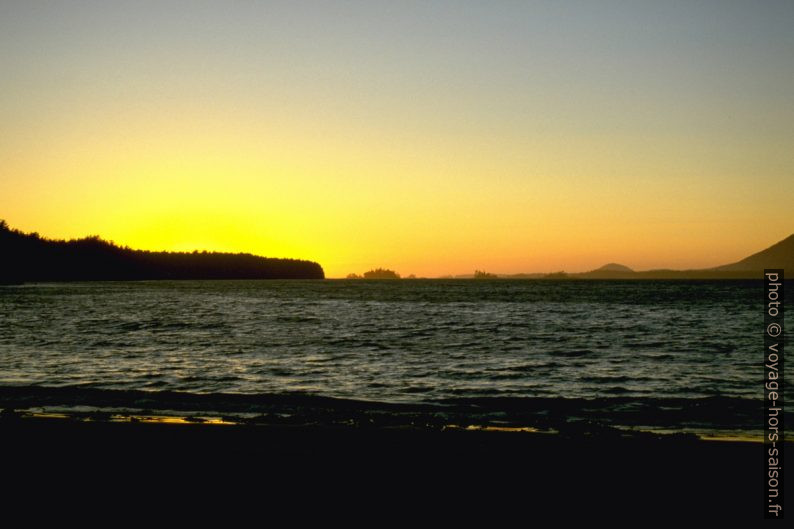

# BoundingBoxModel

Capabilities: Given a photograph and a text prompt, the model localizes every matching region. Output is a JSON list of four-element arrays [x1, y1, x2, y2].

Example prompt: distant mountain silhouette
[[0, 220, 324, 283], [711, 234, 794, 272], [573, 235, 793, 279], [461, 234, 793, 280], [593, 263, 634, 273], [576, 263, 635, 279]]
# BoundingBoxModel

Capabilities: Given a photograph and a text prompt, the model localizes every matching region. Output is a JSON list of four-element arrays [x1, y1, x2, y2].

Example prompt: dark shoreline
[[0, 385, 772, 440], [2, 412, 789, 518]]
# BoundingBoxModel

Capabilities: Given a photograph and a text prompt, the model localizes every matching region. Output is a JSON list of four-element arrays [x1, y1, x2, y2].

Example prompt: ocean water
[[0, 279, 790, 437]]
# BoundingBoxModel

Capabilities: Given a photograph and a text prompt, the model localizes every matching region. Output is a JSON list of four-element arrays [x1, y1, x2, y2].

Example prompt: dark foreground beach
[[2, 410, 787, 519]]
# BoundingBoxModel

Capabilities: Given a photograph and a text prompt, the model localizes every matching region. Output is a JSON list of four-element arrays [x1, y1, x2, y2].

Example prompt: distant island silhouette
[[347, 268, 401, 279], [0, 220, 324, 283]]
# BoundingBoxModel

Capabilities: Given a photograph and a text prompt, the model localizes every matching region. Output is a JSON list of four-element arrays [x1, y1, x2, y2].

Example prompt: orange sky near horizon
[[1, 2, 792, 278]]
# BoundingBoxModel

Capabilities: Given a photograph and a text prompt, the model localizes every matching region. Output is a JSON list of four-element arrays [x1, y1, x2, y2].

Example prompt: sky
[[1, 1, 792, 277]]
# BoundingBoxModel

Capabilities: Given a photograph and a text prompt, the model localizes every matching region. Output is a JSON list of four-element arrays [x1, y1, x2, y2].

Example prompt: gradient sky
[[1, 1, 792, 277]]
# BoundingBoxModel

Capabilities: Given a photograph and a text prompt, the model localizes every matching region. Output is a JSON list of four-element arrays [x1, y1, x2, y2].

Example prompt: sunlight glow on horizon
[[1, 1, 792, 278]]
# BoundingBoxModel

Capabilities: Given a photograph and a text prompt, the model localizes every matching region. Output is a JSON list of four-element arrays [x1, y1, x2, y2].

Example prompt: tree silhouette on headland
[[0, 220, 324, 283], [346, 268, 400, 279]]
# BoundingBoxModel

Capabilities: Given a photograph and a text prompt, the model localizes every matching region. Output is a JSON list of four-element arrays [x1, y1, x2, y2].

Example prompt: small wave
[[549, 349, 597, 358], [603, 386, 632, 394], [484, 371, 529, 381], [579, 375, 652, 384], [275, 316, 321, 324], [402, 386, 433, 394], [644, 354, 676, 361]]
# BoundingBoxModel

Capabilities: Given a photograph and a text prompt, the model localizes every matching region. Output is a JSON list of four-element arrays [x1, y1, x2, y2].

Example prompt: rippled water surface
[[0, 279, 783, 404]]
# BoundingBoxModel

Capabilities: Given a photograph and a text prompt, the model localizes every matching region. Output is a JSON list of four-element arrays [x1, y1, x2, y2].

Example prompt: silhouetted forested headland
[[0, 220, 324, 283]]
